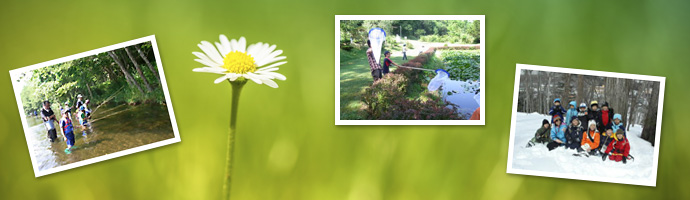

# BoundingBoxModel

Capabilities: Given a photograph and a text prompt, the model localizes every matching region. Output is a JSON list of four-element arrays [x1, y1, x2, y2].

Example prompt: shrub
[[361, 73, 461, 120]]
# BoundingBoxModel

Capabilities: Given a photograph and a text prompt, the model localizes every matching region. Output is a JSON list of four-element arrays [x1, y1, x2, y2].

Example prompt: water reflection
[[29, 104, 175, 171]]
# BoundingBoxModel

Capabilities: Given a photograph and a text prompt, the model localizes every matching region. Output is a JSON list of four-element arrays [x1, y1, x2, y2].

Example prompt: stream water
[[27, 104, 175, 172]]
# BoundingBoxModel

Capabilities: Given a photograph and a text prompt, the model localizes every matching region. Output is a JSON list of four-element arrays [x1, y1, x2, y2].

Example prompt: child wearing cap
[[602, 129, 631, 164], [547, 115, 567, 151], [548, 98, 567, 123], [77, 99, 92, 136], [382, 51, 401, 75], [59, 109, 76, 154], [526, 119, 551, 147]]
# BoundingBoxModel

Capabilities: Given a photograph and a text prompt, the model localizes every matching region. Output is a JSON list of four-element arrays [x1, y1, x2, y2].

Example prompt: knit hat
[[552, 115, 561, 122], [588, 120, 597, 128], [554, 98, 561, 103], [590, 100, 598, 107], [613, 113, 622, 121], [616, 129, 625, 136], [579, 103, 587, 108], [602, 101, 609, 108], [542, 119, 550, 126]]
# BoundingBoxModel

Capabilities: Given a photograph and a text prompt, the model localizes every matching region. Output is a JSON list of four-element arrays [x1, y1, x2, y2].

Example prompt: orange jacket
[[581, 130, 600, 150]]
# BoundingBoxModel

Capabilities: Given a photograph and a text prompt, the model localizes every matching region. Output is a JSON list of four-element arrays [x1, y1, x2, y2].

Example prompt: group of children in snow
[[39, 94, 92, 154], [527, 98, 632, 164]]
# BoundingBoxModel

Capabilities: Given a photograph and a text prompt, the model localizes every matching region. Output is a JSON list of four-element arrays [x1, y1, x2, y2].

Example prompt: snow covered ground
[[509, 112, 656, 185]]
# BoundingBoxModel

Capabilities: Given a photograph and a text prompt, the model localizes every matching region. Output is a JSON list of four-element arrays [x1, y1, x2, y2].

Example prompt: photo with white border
[[335, 15, 485, 125], [506, 63, 664, 186], [9, 35, 181, 177]]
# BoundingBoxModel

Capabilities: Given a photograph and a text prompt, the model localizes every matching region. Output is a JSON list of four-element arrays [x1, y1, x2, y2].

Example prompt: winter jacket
[[600, 109, 614, 131], [605, 138, 631, 162], [581, 129, 601, 150], [609, 121, 626, 138], [587, 108, 603, 131], [550, 123, 567, 145], [565, 101, 578, 124], [565, 123, 585, 149], [549, 105, 567, 122], [599, 133, 617, 153], [576, 109, 589, 125], [533, 126, 551, 143]]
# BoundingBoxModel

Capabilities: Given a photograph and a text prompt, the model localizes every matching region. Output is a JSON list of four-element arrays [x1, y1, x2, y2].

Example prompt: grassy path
[[339, 50, 412, 119]]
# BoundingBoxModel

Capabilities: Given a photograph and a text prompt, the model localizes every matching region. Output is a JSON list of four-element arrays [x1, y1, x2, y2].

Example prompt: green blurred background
[[1, 0, 688, 199]]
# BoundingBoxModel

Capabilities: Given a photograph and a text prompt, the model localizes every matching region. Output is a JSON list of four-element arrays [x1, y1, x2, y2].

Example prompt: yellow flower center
[[222, 51, 257, 74]]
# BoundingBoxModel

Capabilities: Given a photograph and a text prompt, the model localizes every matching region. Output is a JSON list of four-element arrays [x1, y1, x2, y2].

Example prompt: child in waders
[[602, 129, 631, 164], [526, 119, 551, 147], [60, 109, 76, 154], [77, 99, 92, 137], [40, 101, 58, 142]]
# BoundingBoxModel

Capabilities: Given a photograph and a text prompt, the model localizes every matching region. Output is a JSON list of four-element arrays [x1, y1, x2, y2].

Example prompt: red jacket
[[605, 138, 630, 162]]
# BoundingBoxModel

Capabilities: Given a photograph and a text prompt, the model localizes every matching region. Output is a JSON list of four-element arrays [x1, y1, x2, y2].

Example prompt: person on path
[[402, 44, 407, 60]]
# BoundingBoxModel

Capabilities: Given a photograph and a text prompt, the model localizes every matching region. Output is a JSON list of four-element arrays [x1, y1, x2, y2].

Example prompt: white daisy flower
[[192, 34, 287, 88]]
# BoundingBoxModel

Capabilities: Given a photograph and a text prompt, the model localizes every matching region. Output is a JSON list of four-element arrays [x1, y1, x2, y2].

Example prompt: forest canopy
[[18, 42, 164, 114], [340, 20, 481, 44]]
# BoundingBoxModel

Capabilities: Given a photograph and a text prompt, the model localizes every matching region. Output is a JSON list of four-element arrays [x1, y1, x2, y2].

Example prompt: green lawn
[[339, 49, 412, 120]]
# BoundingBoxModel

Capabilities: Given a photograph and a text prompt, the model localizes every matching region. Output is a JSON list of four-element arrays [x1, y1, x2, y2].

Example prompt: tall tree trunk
[[563, 74, 571, 101], [525, 70, 531, 113], [626, 80, 636, 130], [641, 82, 660, 145], [108, 51, 145, 94], [577, 75, 583, 104], [125, 47, 154, 92], [86, 83, 94, 101], [135, 45, 161, 84]]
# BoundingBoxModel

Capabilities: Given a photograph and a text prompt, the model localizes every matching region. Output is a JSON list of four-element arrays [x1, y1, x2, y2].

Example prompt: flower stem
[[223, 79, 246, 200]]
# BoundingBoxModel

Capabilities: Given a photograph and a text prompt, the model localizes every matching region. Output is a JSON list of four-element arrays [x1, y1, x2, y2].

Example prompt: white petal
[[219, 34, 233, 52], [227, 73, 241, 81], [230, 39, 239, 53], [214, 74, 230, 84], [260, 78, 278, 88], [193, 67, 227, 74], [257, 67, 279, 72], [256, 50, 284, 66], [198, 41, 224, 64], [194, 59, 221, 69], [257, 56, 286, 67], [215, 42, 229, 55], [193, 52, 222, 67], [237, 37, 246, 53], [244, 73, 263, 84], [257, 61, 286, 71], [256, 71, 286, 81]]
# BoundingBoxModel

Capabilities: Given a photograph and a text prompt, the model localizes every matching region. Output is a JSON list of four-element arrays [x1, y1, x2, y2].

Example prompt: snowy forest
[[516, 69, 661, 145]]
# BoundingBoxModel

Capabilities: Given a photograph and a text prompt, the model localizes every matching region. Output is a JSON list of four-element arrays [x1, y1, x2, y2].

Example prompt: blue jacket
[[565, 101, 578, 124], [610, 121, 626, 138], [549, 105, 567, 122], [550, 123, 567, 145]]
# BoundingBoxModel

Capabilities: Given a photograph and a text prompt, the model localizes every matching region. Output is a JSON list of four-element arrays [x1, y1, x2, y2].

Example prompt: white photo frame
[[506, 63, 665, 186], [335, 15, 486, 125], [9, 35, 181, 177]]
